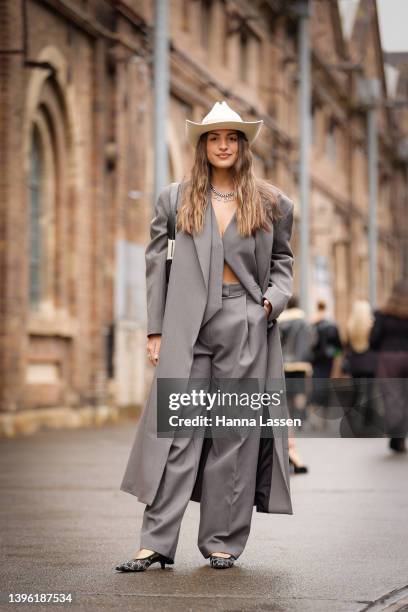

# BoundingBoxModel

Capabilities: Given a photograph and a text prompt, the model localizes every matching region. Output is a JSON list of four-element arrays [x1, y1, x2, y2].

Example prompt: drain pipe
[[153, 0, 170, 209]]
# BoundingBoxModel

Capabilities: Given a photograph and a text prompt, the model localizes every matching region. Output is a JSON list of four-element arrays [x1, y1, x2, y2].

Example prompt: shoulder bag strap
[[167, 182, 180, 260]]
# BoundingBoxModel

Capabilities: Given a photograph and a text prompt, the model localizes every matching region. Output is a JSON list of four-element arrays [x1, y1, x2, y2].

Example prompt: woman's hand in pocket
[[262, 299, 272, 318], [147, 334, 162, 366]]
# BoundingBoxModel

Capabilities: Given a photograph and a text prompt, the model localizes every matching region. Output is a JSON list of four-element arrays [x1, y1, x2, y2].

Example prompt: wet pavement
[[1, 422, 407, 611]]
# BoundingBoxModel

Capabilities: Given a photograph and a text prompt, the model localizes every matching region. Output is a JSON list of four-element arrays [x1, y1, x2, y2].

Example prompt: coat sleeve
[[145, 185, 171, 337], [262, 196, 295, 321]]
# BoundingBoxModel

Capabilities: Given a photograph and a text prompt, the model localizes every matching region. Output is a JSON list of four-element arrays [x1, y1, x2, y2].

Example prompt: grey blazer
[[146, 183, 294, 336]]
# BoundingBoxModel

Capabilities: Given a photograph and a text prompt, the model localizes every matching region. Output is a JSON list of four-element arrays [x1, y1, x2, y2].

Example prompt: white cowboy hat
[[185, 100, 263, 147]]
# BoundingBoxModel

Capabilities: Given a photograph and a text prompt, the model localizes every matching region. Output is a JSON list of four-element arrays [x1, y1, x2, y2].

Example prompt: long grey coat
[[120, 183, 295, 514]]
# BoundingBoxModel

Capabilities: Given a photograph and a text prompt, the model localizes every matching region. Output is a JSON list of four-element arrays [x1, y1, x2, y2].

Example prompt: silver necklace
[[210, 184, 236, 202]]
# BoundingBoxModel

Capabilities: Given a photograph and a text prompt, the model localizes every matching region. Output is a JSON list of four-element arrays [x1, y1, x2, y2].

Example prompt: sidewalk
[[1, 422, 407, 611]]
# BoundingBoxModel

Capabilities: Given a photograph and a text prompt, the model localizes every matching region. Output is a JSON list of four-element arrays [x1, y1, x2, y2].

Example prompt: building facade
[[0, 0, 406, 434]]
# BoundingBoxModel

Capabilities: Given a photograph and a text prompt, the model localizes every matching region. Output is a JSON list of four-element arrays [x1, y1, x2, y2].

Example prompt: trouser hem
[[198, 543, 243, 560], [138, 540, 175, 564]]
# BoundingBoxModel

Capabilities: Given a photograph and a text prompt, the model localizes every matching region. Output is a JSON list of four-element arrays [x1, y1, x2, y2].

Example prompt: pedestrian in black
[[369, 279, 408, 453], [340, 300, 379, 437], [310, 300, 342, 419]]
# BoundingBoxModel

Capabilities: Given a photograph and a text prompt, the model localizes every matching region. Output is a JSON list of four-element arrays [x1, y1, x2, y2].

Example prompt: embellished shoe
[[115, 551, 173, 572], [209, 554, 236, 569]]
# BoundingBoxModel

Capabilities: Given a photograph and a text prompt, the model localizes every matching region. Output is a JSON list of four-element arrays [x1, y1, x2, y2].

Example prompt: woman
[[369, 280, 408, 453], [279, 295, 315, 473], [340, 300, 379, 437], [310, 300, 342, 414], [115, 101, 295, 572], [342, 300, 377, 380]]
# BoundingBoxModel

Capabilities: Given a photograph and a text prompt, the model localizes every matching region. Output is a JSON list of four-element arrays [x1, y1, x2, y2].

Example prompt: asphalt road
[[1, 421, 407, 611]]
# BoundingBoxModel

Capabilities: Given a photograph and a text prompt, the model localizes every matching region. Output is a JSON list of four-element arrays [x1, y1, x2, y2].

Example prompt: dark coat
[[369, 310, 408, 437], [341, 338, 377, 378], [369, 310, 408, 353]]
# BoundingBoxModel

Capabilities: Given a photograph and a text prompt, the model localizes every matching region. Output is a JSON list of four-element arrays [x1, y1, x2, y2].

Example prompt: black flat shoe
[[115, 551, 173, 572], [209, 554, 236, 569], [289, 457, 308, 474]]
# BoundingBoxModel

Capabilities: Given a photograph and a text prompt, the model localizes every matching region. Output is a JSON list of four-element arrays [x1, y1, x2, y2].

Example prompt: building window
[[181, 0, 190, 32], [27, 75, 71, 315], [200, 0, 212, 50], [29, 125, 43, 309], [239, 30, 249, 82], [326, 117, 337, 162], [221, 7, 228, 65], [311, 98, 319, 148], [237, 27, 260, 87]]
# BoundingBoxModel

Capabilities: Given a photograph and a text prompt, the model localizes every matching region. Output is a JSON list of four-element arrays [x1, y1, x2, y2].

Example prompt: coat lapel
[[192, 192, 274, 294], [192, 193, 212, 290], [255, 222, 274, 292]]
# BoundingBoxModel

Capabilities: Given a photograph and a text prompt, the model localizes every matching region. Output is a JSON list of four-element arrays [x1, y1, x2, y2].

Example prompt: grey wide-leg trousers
[[140, 282, 268, 561]]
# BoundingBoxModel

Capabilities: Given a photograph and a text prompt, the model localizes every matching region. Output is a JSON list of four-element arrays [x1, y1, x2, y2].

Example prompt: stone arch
[[23, 46, 81, 175], [23, 45, 82, 316]]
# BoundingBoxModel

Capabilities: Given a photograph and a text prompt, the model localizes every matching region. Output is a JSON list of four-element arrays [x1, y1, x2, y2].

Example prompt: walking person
[[369, 280, 408, 453], [278, 295, 315, 473], [310, 300, 343, 419], [340, 300, 379, 437], [115, 101, 295, 572]]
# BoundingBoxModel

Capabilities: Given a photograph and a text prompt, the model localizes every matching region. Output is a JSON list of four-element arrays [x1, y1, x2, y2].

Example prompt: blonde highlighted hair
[[176, 131, 284, 236], [346, 300, 374, 352]]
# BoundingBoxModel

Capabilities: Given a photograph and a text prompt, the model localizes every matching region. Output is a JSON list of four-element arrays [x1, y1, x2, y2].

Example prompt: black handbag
[[165, 182, 180, 287]]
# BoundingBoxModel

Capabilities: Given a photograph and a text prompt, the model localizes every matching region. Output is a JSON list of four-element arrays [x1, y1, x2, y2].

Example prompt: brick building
[[0, 0, 407, 434]]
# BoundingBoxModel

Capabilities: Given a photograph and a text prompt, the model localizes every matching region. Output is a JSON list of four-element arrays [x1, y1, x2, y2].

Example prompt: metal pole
[[153, 0, 169, 208], [297, 1, 311, 317], [367, 107, 378, 308]]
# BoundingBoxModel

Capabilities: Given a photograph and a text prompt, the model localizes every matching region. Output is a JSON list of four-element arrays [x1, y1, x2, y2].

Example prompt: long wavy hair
[[176, 131, 284, 236]]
